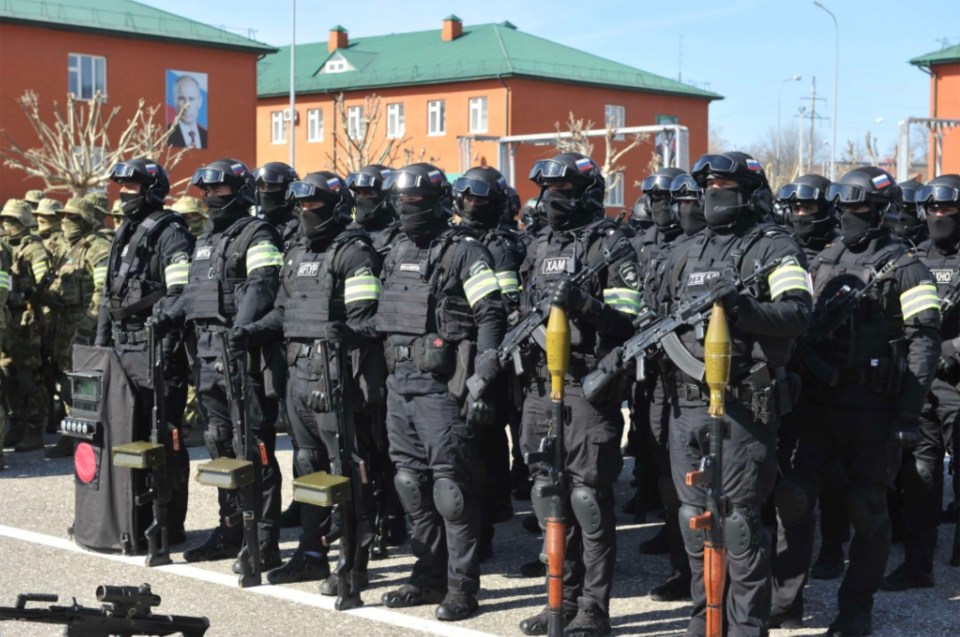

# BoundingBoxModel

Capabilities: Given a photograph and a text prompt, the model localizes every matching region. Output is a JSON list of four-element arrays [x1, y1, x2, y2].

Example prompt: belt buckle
[[396, 345, 411, 361]]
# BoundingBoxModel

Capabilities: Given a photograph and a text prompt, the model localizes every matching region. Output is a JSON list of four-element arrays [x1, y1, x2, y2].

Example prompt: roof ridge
[[492, 22, 514, 74]]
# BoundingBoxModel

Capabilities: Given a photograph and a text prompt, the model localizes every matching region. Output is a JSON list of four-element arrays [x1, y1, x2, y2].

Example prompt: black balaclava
[[399, 199, 446, 245], [354, 192, 390, 228], [678, 200, 706, 236], [839, 207, 879, 247], [205, 188, 248, 228], [300, 202, 341, 244], [928, 211, 960, 248], [460, 198, 499, 231], [703, 188, 747, 231]]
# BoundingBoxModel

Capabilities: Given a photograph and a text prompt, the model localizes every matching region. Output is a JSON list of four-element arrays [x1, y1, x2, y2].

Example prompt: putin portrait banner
[[166, 70, 209, 149]]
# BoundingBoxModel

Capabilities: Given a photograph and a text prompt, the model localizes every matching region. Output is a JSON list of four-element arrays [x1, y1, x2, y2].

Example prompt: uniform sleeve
[[76, 239, 112, 344], [585, 230, 638, 344], [456, 240, 506, 354], [491, 235, 525, 314], [155, 223, 195, 320], [732, 237, 813, 338], [245, 248, 296, 347], [895, 259, 942, 421], [341, 241, 383, 343], [27, 242, 51, 286], [235, 225, 282, 329]]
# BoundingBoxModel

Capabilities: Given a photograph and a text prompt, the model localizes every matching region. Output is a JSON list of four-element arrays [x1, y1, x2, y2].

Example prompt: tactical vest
[[369, 221, 403, 256], [54, 234, 106, 321], [811, 239, 906, 369], [284, 230, 371, 339], [105, 210, 182, 322], [7, 234, 46, 311], [918, 241, 958, 341], [0, 240, 12, 330], [183, 216, 263, 324], [639, 226, 681, 308], [277, 216, 300, 254], [676, 223, 793, 374]]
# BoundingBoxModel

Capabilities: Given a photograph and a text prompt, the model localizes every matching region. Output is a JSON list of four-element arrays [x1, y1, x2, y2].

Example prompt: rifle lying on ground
[[466, 236, 632, 399], [292, 339, 367, 610], [581, 257, 786, 402], [0, 584, 209, 636]]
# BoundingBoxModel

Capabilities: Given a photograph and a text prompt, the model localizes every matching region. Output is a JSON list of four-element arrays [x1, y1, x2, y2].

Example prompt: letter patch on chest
[[541, 256, 571, 274], [399, 261, 422, 273], [932, 268, 953, 285], [195, 246, 213, 261], [687, 271, 719, 287], [297, 262, 320, 277]]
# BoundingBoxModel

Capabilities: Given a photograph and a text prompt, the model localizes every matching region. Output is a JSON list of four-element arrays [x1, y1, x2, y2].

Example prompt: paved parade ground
[[1, 433, 957, 637]]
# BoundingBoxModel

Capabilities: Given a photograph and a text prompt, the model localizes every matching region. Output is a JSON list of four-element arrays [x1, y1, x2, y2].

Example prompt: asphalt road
[[0, 432, 957, 637]]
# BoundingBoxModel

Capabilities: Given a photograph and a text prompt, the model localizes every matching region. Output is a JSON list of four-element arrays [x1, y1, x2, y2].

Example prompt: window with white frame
[[271, 111, 286, 144], [307, 108, 323, 142], [605, 173, 624, 207], [387, 103, 405, 138], [323, 52, 351, 74], [68, 53, 107, 100], [605, 104, 625, 140], [428, 100, 446, 136], [347, 106, 365, 140], [469, 97, 488, 133]]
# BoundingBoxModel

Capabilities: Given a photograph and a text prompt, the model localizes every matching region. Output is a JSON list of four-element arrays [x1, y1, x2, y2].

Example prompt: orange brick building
[[910, 44, 960, 179], [256, 17, 721, 209], [0, 0, 274, 201]]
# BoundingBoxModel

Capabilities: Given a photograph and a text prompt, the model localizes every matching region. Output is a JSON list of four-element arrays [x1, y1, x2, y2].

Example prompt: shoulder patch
[[469, 260, 492, 277], [463, 236, 477, 244], [353, 265, 374, 278], [170, 251, 190, 264], [618, 261, 641, 290]]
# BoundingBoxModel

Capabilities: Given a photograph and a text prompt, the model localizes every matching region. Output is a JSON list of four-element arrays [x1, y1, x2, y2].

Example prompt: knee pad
[[913, 460, 936, 491], [294, 448, 324, 477], [203, 431, 231, 459], [678, 504, 705, 557], [774, 477, 811, 527], [846, 487, 888, 537], [530, 476, 552, 529], [724, 507, 764, 558], [394, 468, 428, 515], [569, 486, 603, 535], [433, 477, 467, 522]]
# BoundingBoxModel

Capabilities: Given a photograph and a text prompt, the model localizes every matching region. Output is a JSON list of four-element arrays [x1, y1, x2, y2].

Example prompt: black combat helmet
[[529, 152, 606, 230], [453, 166, 509, 229], [109, 157, 170, 216], [777, 173, 835, 241], [641, 167, 686, 232], [191, 158, 258, 208]]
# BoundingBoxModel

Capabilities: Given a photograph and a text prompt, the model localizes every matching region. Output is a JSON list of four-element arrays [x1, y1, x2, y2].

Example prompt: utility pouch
[[447, 340, 475, 400], [413, 333, 455, 375], [384, 343, 397, 373], [261, 342, 286, 400], [436, 295, 474, 342]]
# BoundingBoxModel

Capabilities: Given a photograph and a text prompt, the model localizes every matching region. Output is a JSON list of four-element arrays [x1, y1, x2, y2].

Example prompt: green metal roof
[[910, 43, 960, 67], [0, 0, 275, 53], [258, 22, 722, 101]]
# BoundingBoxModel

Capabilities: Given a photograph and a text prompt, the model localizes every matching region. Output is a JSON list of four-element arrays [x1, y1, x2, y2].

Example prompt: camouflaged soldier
[[0, 199, 52, 452], [23, 190, 46, 211], [171, 195, 209, 238], [82, 192, 115, 238], [35, 198, 69, 264], [0, 236, 13, 468]]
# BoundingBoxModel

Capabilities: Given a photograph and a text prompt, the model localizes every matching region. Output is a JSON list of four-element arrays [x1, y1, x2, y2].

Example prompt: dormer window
[[323, 52, 352, 74]]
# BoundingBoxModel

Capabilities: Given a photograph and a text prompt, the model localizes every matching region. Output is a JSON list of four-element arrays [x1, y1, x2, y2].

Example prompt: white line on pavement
[[0, 524, 498, 637]]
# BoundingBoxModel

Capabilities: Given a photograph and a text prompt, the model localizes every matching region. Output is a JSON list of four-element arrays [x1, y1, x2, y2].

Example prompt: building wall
[[0, 22, 261, 202], [930, 62, 960, 179]]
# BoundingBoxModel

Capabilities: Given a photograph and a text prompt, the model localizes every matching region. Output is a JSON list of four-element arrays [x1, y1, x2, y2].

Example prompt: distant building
[[0, 0, 274, 200], [257, 16, 722, 209], [910, 43, 960, 179]]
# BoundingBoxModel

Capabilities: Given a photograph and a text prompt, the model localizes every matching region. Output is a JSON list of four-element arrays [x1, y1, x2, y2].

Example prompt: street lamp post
[[814, 1, 839, 180], [778, 75, 802, 176], [289, 0, 296, 167]]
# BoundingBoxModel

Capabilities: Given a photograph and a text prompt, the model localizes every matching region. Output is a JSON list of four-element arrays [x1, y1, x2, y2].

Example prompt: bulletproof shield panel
[[70, 345, 142, 554]]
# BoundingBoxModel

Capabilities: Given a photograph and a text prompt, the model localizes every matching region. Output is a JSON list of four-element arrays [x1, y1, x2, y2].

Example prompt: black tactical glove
[[708, 273, 739, 318], [308, 388, 331, 413], [472, 349, 502, 386], [892, 417, 920, 449], [228, 326, 249, 356], [146, 313, 174, 338], [550, 276, 597, 315], [940, 339, 959, 375], [466, 395, 496, 426], [322, 321, 358, 347]]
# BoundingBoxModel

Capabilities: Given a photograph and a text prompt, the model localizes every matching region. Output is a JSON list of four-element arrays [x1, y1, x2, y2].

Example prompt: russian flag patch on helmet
[[575, 157, 594, 172], [428, 169, 443, 184], [872, 173, 891, 189], [145, 163, 158, 175], [326, 177, 341, 191], [230, 162, 246, 175], [746, 159, 763, 172]]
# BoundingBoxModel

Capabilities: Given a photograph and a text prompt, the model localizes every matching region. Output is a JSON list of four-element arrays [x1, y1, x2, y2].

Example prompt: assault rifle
[[582, 257, 786, 402], [466, 236, 632, 399], [0, 584, 209, 636]]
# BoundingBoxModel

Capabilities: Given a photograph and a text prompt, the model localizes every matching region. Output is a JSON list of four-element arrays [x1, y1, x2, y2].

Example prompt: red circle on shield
[[75, 443, 97, 483]]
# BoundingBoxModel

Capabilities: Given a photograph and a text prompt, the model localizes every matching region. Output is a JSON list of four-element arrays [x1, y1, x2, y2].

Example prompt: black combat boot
[[266, 549, 330, 585], [435, 590, 478, 622], [182, 527, 242, 563], [519, 605, 578, 636]]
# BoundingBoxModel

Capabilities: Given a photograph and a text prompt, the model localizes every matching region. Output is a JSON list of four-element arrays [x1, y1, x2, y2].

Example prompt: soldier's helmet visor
[[826, 183, 870, 204], [641, 174, 674, 194], [778, 183, 823, 202], [191, 168, 229, 187], [691, 154, 738, 176], [670, 174, 701, 196], [453, 177, 496, 198], [916, 185, 960, 205]]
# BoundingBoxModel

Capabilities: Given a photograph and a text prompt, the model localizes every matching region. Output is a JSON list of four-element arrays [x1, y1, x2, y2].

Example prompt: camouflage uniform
[[0, 199, 52, 451], [0, 238, 13, 466], [36, 198, 69, 263], [35, 197, 69, 430], [23, 189, 46, 210]]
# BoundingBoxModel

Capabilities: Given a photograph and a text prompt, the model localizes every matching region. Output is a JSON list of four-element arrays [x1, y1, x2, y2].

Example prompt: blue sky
[[144, 0, 955, 157]]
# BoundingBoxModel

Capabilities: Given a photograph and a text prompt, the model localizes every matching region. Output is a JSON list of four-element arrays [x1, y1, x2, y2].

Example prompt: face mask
[[399, 200, 443, 243], [928, 213, 959, 245], [650, 198, 676, 231], [257, 190, 287, 216], [460, 199, 497, 228], [543, 189, 579, 230], [62, 216, 88, 243], [839, 210, 876, 246], [354, 194, 385, 226], [703, 188, 745, 230], [183, 214, 206, 236], [300, 205, 336, 240], [205, 192, 245, 223], [2, 220, 25, 241], [37, 216, 60, 238], [678, 201, 706, 236], [119, 191, 146, 217]]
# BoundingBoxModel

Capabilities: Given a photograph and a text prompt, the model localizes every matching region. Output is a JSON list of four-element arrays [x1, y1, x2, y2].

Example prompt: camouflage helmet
[[35, 198, 64, 217], [24, 189, 46, 207], [62, 197, 98, 224], [171, 195, 208, 218], [1, 198, 39, 227], [82, 192, 111, 219], [110, 199, 124, 218]]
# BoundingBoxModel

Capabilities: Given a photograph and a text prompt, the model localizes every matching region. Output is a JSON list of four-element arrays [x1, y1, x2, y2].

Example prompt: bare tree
[[1, 90, 191, 196], [554, 112, 649, 194], [328, 93, 417, 176]]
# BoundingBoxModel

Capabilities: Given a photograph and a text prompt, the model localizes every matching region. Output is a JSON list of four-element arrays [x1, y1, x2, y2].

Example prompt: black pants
[[897, 378, 957, 574], [671, 394, 777, 637], [477, 378, 514, 546], [386, 377, 480, 593], [520, 379, 623, 614], [191, 329, 281, 547], [773, 390, 900, 617], [285, 356, 374, 555], [650, 378, 690, 576]]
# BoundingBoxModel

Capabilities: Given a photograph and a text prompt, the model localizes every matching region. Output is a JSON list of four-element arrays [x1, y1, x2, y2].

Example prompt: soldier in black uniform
[[254, 162, 301, 253], [771, 167, 941, 637], [375, 163, 505, 621], [517, 153, 640, 637], [661, 152, 812, 637], [882, 174, 960, 591], [96, 158, 194, 543], [452, 166, 526, 560], [776, 174, 850, 581], [242, 171, 383, 593], [169, 159, 285, 573], [348, 164, 403, 255], [890, 178, 927, 247]]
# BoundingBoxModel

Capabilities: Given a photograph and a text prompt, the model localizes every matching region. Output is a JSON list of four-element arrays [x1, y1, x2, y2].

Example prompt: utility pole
[[808, 77, 816, 174]]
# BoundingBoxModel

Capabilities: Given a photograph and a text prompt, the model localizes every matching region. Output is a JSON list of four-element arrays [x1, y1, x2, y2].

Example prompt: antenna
[[678, 36, 684, 83]]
